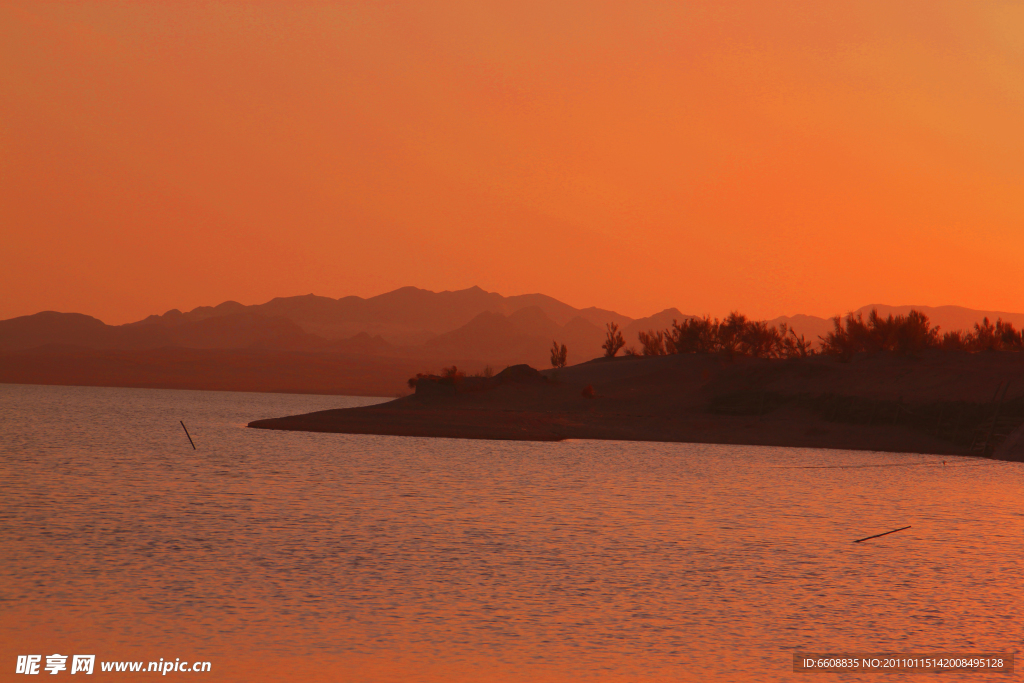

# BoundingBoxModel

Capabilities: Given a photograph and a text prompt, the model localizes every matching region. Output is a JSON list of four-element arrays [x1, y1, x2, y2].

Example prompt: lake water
[[1, 383, 1021, 681]]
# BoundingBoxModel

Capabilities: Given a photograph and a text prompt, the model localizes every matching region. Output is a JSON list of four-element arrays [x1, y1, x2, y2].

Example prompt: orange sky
[[2, 1, 1022, 324]]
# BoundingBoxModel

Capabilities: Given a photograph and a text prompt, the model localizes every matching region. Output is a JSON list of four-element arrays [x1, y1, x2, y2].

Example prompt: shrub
[[638, 329, 666, 356], [893, 310, 938, 353], [940, 330, 970, 351], [602, 322, 626, 357], [408, 366, 465, 389], [997, 319, 1023, 348], [441, 365, 464, 381], [819, 309, 939, 357], [718, 312, 748, 355], [937, 318, 1023, 352], [407, 372, 434, 389], [738, 320, 781, 358], [973, 318, 1001, 351], [469, 365, 495, 378], [666, 316, 719, 353], [778, 324, 813, 358], [550, 341, 568, 368], [662, 314, 809, 359], [629, 307, 1020, 361]]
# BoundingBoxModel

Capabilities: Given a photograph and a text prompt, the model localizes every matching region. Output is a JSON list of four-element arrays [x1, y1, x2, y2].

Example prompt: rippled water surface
[[1, 383, 1022, 681]]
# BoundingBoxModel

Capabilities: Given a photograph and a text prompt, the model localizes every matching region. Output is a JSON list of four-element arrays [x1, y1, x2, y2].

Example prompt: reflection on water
[[1, 383, 1021, 682]]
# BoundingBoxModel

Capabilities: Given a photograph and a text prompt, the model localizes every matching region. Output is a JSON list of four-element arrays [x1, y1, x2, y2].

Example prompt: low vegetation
[[637, 309, 1024, 361], [638, 312, 813, 359], [821, 311, 1024, 358], [407, 364, 493, 389], [408, 311, 1024, 388]]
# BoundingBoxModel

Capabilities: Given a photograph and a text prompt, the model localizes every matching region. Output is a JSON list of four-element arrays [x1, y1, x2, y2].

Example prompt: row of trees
[[549, 310, 1024, 367], [822, 311, 1024, 357], [633, 315, 814, 358], [597, 315, 814, 360]]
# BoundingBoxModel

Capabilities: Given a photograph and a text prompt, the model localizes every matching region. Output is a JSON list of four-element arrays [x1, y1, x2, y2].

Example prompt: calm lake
[[1, 383, 1021, 681]]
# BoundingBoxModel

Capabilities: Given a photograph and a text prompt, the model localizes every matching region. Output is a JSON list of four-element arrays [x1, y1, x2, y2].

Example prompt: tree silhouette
[[738, 319, 781, 358], [550, 340, 568, 368], [666, 316, 719, 353], [973, 317, 1001, 351], [718, 312, 748, 355], [627, 307, 1023, 360], [602, 322, 625, 358], [778, 324, 813, 358], [638, 329, 665, 355], [820, 309, 940, 357]]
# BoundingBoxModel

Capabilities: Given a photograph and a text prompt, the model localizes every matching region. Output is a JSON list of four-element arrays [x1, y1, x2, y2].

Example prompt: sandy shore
[[249, 351, 1024, 460]]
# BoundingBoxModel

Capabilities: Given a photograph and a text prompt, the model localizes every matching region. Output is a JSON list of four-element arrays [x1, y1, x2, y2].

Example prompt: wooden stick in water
[[853, 525, 910, 543], [180, 421, 196, 450]]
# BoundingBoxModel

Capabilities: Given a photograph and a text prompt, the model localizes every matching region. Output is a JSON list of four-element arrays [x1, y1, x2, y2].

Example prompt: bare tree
[[550, 340, 568, 368], [602, 322, 626, 358]]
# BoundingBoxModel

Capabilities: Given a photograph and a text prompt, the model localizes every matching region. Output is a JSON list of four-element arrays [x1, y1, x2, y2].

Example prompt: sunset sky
[[2, 1, 1022, 324]]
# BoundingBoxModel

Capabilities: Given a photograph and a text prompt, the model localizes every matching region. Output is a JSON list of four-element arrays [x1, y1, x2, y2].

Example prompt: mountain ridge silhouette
[[4, 287, 1024, 380]]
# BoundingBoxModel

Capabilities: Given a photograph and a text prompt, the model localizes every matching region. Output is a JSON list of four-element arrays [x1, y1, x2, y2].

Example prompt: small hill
[[0, 312, 115, 351], [0, 310, 330, 352]]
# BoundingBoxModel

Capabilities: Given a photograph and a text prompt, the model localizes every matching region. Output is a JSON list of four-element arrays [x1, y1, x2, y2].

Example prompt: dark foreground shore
[[249, 351, 1024, 460]]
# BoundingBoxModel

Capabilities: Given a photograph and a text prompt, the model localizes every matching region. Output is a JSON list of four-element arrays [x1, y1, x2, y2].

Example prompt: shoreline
[[249, 351, 1024, 461]]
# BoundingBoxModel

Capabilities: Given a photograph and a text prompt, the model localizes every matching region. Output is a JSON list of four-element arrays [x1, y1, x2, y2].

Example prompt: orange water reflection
[[1, 385, 1022, 682]]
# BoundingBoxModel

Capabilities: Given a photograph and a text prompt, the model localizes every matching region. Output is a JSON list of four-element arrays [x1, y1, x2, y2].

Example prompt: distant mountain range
[[127, 286, 633, 346], [3, 287, 1024, 396], [0, 286, 672, 367]]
